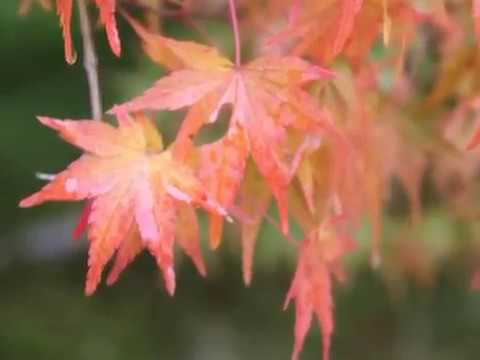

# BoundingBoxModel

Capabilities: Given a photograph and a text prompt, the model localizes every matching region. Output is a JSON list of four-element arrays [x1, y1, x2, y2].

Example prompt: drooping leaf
[[54, 0, 121, 63], [269, 0, 420, 66], [285, 221, 355, 360], [56, 0, 76, 64], [95, 0, 121, 56]]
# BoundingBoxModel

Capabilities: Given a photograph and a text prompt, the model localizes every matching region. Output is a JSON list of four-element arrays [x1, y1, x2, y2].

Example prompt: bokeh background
[[1, 1, 480, 359]]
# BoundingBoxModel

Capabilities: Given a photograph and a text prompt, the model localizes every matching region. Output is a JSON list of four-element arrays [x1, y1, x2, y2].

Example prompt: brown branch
[[77, 0, 103, 121]]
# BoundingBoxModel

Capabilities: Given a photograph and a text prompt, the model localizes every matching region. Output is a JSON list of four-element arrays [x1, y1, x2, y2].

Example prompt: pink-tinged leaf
[[56, 0, 76, 64], [85, 183, 134, 295], [20, 113, 227, 295], [140, 190, 177, 296], [112, 70, 229, 115], [19, 154, 128, 206], [37, 116, 145, 156], [113, 37, 336, 239], [285, 241, 333, 360]]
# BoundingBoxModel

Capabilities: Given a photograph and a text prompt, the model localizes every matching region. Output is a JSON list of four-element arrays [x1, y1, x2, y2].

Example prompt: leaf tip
[[243, 270, 252, 287], [196, 263, 207, 278], [19, 194, 38, 208], [106, 272, 120, 287], [163, 266, 176, 296], [84, 281, 98, 296], [37, 116, 64, 131]]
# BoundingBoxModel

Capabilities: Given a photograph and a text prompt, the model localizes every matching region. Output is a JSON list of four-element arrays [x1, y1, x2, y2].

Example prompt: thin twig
[[122, 1, 216, 47], [228, 0, 241, 67], [77, 0, 103, 121]]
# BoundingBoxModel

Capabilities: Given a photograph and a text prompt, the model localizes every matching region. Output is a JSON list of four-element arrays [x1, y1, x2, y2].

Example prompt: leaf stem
[[228, 0, 241, 67], [77, 0, 103, 121]]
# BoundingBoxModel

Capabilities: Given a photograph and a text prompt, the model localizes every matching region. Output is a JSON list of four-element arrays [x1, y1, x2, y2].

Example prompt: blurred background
[[1, 1, 480, 359]]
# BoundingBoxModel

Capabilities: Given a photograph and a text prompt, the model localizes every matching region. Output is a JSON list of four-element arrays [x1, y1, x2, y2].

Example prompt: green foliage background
[[1, 2, 480, 359]]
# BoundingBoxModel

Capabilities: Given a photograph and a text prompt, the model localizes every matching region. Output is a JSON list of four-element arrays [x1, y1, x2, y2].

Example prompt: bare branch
[[77, 0, 103, 121]]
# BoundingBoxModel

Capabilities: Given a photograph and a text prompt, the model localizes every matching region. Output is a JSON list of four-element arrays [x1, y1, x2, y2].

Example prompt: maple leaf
[[285, 220, 355, 360], [19, 113, 225, 295], [94, 0, 121, 56], [56, 0, 76, 64], [55, 0, 120, 64], [267, 0, 364, 63], [313, 64, 433, 265], [112, 19, 338, 238], [268, 0, 420, 66]]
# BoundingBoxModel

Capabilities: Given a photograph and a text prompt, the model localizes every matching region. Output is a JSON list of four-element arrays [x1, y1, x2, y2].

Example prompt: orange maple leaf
[[112, 18, 339, 239], [56, 0, 76, 64], [269, 0, 420, 66], [268, 0, 364, 63], [55, 0, 120, 64], [20, 113, 226, 295], [94, 0, 121, 56]]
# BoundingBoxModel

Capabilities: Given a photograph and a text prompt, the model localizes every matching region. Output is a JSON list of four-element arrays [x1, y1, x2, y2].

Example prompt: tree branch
[[77, 0, 103, 121]]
